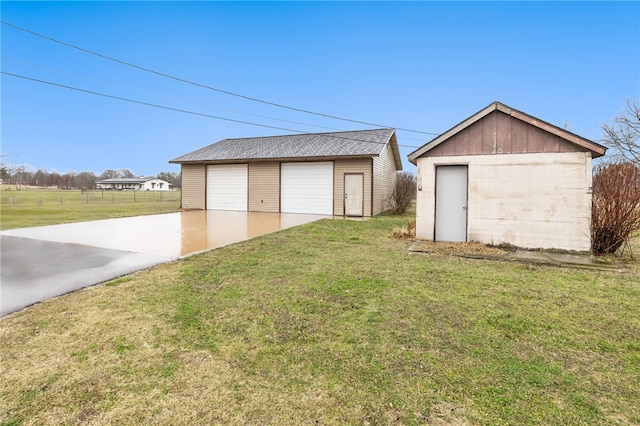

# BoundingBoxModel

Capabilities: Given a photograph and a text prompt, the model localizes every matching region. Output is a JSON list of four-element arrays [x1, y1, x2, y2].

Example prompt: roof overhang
[[408, 102, 607, 164], [388, 131, 403, 171], [170, 154, 383, 166]]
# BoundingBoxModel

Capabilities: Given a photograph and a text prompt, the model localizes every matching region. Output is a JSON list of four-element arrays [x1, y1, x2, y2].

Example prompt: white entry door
[[344, 174, 364, 217], [206, 164, 248, 211], [281, 162, 333, 215], [435, 165, 468, 242]]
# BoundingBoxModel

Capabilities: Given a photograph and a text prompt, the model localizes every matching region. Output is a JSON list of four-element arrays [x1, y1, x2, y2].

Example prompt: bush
[[591, 162, 640, 255], [391, 220, 416, 239], [386, 172, 416, 215]]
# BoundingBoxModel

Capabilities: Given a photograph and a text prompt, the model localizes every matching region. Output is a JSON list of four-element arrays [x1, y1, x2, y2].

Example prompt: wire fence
[[1, 189, 181, 207]]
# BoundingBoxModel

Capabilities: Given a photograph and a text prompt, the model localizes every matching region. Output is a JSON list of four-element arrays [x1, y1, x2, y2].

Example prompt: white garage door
[[281, 162, 333, 215], [206, 164, 248, 211]]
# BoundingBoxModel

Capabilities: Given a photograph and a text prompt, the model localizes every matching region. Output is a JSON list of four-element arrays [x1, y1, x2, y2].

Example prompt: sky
[[1, 1, 639, 177]]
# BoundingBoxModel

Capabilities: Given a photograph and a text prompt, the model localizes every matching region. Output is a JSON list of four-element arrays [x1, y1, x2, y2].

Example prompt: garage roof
[[170, 128, 401, 169]]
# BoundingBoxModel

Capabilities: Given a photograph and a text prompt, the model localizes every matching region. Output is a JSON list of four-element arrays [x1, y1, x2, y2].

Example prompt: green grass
[[0, 189, 181, 229], [1, 215, 639, 425]]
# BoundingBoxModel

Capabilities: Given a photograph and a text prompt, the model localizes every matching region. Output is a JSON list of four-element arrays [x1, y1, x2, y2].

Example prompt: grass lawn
[[0, 189, 181, 230], [1, 214, 639, 425]]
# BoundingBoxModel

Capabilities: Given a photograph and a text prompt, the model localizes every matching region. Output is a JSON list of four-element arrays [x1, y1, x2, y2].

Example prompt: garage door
[[206, 164, 248, 211], [281, 162, 333, 215]]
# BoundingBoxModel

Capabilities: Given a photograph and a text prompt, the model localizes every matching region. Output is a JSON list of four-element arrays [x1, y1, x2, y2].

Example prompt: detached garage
[[170, 128, 402, 217], [408, 102, 606, 251]]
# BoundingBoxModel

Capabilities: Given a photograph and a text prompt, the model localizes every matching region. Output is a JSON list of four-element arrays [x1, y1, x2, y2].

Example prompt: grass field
[[0, 189, 181, 230], [1, 213, 638, 425]]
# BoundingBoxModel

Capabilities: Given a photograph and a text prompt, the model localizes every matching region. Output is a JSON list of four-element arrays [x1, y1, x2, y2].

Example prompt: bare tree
[[157, 171, 181, 188], [119, 169, 135, 178], [100, 169, 120, 180], [602, 99, 640, 164], [591, 161, 640, 255], [385, 171, 416, 215]]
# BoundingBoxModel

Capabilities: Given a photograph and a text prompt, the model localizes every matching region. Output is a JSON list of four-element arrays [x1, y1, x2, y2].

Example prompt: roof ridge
[[221, 128, 394, 142]]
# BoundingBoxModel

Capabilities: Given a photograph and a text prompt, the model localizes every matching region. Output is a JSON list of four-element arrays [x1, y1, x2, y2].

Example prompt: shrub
[[591, 161, 640, 255], [386, 172, 416, 215], [391, 220, 416, 239]]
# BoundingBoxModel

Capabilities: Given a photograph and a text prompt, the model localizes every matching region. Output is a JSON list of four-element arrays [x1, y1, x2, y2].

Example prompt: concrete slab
[[409, 241, 621, 271], [1, 236, 175, 316], [1, 211, 328, 316], [2, 211, 328, 258]]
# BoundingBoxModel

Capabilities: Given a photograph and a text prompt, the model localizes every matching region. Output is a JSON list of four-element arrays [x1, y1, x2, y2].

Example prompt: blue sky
[[2, 1, 638, 176]]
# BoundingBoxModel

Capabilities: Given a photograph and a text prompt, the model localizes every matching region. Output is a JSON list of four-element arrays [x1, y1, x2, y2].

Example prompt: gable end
[[425, 110, 586, 157]]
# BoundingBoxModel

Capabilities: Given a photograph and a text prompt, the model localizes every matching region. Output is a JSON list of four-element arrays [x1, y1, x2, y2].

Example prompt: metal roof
[[408, 102, 607, 164], [96, 177, 159, 184], [170, 128, 400, 167]]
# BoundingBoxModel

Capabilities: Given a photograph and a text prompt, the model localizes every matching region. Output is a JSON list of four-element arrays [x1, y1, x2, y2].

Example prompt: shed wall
[[181, 164, 206, 209], [334, 158, 372, 216], [248, 162, 280, 212], [416, 152, 593, 251], [372, 143, 398, 215]]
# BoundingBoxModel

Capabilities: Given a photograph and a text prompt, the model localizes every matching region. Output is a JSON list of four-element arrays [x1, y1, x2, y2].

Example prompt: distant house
[[169, 128, 402, 217], [408, 102, 606, 251], [95, 177, 172, 191]]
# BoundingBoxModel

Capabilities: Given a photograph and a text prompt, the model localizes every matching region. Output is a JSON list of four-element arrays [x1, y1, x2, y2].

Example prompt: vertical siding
[[248, 162, 280, 212], [334, 159, 372, 216], [415, 152, 592, 251], [181, 164, 206, 210], [372, 143, 398, 215], [427, 110, 579, 157]]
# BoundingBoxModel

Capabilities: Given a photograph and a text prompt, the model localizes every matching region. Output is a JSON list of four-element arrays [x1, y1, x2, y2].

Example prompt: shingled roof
[[170, 128, 401, 169]]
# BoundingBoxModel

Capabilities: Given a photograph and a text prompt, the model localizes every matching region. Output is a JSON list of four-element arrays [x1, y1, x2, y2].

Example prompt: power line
[[1, 56, 344, 133], [2, 56, 429, 141], [2, 71, 422, 149], [2, 20, 439, 137]]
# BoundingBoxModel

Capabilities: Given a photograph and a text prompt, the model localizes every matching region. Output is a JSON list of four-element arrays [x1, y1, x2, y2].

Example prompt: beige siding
[[334, 159, 372, 216], [248, 162, 280, 212], [181, 164, 206, 209], [372, 143, 398, 215], [415, 152, 593, 251]]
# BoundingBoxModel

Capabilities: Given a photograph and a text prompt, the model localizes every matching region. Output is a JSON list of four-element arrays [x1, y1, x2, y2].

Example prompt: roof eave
[[169, 154, 381, 165], [388, 131, 403, 171]]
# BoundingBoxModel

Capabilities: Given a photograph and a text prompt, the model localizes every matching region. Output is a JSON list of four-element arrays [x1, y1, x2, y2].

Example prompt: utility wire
[[1, 56, 344, 132], [2, 20, 439, 136], [2, 71, 422, 149], [2, 56, 428, 140]]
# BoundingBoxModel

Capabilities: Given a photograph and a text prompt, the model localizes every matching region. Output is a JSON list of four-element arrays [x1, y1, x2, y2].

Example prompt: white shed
[[408, 102, 606, 251]]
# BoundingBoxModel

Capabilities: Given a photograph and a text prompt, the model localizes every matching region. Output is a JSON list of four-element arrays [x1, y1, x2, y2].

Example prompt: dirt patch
[[409, 240, 508, 256]]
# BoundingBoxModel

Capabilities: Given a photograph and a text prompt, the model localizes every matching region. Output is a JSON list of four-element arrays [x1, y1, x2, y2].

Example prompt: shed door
[[281, 162, 333, 215], [435, 165, 468, 242], [344, 174, 364, 217], [206, 164, 248, 211]]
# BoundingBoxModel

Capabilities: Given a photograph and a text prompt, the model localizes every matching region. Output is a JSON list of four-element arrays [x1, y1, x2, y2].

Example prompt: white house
[[95, 177, 172, 191]]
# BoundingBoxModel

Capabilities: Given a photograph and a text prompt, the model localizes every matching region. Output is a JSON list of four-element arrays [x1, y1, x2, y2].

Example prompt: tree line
[[0, 166, 181, 190]]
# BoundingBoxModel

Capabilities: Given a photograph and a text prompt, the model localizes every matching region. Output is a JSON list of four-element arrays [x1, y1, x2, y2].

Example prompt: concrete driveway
[[1, 211, 327, 316]]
